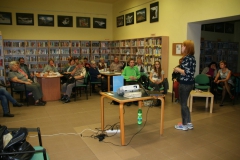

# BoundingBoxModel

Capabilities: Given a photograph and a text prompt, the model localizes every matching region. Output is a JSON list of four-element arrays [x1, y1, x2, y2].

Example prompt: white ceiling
[[78, 0, 118, 4]]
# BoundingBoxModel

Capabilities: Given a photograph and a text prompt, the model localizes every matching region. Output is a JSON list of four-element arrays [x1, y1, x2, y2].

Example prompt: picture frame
[[136, 8, 146, 23], [214, 23, 224, 33], [116, 15, 124, 27], [93, 18, 106, 29], [57, 15, 73, 27], [172, 43, 183, 56], [0, 12, 12, 25], [16, 13, 34, 25], [204, 24, 214, 32], [225, 22, 234, 34], [150, 2, 159, 23], [76, 17, 90, 28], [38, 14, 54, 27], [125, 12, 134, 26]]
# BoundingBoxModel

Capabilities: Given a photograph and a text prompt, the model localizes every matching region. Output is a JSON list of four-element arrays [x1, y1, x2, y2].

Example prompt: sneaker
[[187, 123, 194, 129], [175, 124, 188, 131]]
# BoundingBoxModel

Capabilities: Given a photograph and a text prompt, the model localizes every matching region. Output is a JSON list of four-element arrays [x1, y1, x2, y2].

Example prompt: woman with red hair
[[173, 40, 196, 131]]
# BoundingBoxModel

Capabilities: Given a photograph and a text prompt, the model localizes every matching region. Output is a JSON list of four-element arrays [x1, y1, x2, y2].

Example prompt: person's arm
[[214, 71, 220, 83], [149, 71, 155, 83], [201, 67, 210, 76], [11, 76, 31, 84], [135, 67, 141, 80], [54, 66, 58, 72], [121, 67, 130, 80], [42, 65, 48, 73]]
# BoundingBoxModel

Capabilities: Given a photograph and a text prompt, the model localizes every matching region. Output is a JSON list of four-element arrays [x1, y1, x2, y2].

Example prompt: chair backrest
[[195, 74, 209, 85], [84, 72, 90, 85]]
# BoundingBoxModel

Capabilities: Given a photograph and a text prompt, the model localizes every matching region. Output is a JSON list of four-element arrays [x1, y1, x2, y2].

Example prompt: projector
[[124, 92, 142, 98], [117, 84, 140, 96]]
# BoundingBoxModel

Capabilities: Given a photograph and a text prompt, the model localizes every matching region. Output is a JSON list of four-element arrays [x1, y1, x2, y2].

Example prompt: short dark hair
[[208, 61, 217, 68], [18, 57, 24, 61]]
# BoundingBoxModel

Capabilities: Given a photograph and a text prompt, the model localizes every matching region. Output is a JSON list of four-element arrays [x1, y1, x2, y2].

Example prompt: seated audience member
[[98, 57, 107, 70], [172, 57, 184, 102], [149, 61, 164, 91], [89, 61, 107, 92], [19, 57, 34, 80], [136, 58, 148, 75], [62, 58, 75, 74], [214, 60, 234, 106], [83, 57, 91, 71], [74, 57, 79, 64], [61, 58, 76, 84], [42, 59, 58, 73], [0, 87, 23, 117], [122, 58, 140, 106], [202, 61, 218, 92], [110, 57, 123, 72], [8, 61, 46, 106], [61, 61, 86, 103]]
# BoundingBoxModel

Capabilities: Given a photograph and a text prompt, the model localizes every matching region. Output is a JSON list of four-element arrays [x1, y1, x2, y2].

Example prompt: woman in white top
[[149, 61, 164, 91], [214, 60, 234, 106]]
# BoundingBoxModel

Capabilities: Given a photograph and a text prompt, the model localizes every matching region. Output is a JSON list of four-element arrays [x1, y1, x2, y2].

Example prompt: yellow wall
[[0, 0, 113, 40]]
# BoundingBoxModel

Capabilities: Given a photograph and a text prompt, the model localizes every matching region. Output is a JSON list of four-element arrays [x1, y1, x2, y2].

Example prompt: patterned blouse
[[179, 55, 196, 85]]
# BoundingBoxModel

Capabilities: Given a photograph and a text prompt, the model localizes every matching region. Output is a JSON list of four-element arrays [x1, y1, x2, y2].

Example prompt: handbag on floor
[[0, 125, 35, 160]]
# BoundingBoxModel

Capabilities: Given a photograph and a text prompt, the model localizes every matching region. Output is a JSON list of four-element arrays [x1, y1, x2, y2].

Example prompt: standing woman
[[149, 61, 164, 91], [213, 60, 234, 106], [174, 40, 196, 131]]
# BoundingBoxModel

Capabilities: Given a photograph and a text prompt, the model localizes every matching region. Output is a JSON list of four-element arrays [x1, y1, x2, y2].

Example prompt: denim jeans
[[179, 84, 194, 125], [0, 88, 17, 114]]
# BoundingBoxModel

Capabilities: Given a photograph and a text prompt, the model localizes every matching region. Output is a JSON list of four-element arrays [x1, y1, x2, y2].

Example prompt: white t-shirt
[[151, 69, 164, 81]]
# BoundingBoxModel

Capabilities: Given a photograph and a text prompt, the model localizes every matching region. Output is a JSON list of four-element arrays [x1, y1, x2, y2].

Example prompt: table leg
[[107, 76, 110, 92], [190, 95, 193, 112], [159, 97, 165, 135], [210, 96, 214, 113], [206, 97, 209, 108], [119, 103, 125, 145], [100, 96, 105, 131]]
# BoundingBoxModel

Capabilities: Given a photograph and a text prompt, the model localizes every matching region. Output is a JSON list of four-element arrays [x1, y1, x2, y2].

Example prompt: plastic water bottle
[[137, 108, 142, 125]]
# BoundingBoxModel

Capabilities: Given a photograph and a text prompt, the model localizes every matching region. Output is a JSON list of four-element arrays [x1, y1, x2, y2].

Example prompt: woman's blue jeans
[[179, 84, 194, 125], [0, 88, 17, 114]]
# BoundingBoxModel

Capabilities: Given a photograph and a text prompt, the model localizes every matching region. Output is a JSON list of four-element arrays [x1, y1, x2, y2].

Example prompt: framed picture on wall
[[125, 12, 134, 26], [16, 13, 34, 25], [0, 12, 12, 25], [117, 15, 124, 27], [93, 18, 106, 29], [204, 24, 214, 32], [38, 14, 54, 26], [136, 8, 146, 23], [214, 23, 224, 33], [57, 15, 73, 27], [76, 17, 90, 28], [150, 2, 159, 23], [225, 22, 234, 34]]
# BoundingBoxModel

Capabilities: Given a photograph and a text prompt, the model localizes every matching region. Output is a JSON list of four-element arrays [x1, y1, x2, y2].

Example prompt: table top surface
[[100, 72, 122, 76], [35, 73, 63, 78], [190, 90, 214, 96], [100, 92, 164, 103]]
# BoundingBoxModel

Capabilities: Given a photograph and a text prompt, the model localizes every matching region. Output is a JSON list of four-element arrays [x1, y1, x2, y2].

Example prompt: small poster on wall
[[150, 2, 159, 23]]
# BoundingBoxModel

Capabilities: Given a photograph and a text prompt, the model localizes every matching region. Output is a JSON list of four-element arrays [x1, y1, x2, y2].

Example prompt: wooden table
[[100, 72, 122, 91], [36, 74, 63, 101], [100, 92, 165, 145], [188, 90, 214, 113]]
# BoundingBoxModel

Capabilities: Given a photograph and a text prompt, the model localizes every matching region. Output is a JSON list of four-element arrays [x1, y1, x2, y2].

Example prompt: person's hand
[[30, 73, 34, 77], [174, 67, 179, 73], [97, 75, 101, 78], [129, 76, 136, 80], [25, 81, 32, 85], [173, 79, 176, 82]]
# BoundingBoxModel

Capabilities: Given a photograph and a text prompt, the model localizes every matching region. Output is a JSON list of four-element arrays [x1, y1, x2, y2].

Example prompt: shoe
[[187, 123, 194, 129], [219, 104, 224, 107], [175, 124, 188, 131], [230, 96, 235, 100], [64, 98, 70, 103], [13, 102, 24, 107], [61, 95, 67, 101], [40, 100, 47, 105], [35, 101, 45, 106], [3, 113, 14, 117], [126, 102, 132, 106]]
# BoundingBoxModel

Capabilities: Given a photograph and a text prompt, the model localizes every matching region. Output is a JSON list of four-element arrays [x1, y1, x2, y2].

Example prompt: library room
[[0, 0, 240, 159]]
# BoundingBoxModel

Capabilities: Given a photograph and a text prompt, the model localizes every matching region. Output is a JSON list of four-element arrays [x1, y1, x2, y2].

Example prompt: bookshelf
[[200, 40, 239, 73], [1, 36, 169, 80], [108, 36, 169, 78], [0, 32, 5, 83]]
